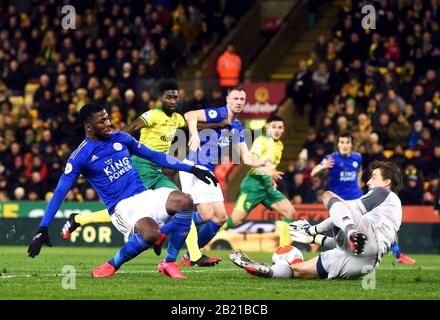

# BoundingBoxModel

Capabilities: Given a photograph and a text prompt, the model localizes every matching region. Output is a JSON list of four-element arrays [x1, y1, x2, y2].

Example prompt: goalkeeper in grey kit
[[230, 160, 403, 280]]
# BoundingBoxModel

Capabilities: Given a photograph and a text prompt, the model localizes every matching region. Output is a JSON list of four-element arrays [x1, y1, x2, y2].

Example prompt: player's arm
[[123, 132, 218, 186], [121, 117, 147, 135], [184, 109, 207, 151], [311, 156, 334, 177], [197, 118, 231, 130], [28, 161, 80, 258], [239, 141, 267, 168]]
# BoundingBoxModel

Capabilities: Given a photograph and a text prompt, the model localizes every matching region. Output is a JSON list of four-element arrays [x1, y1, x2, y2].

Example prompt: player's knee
[[179, 193, 195, 211], [214, 213, 227, 224], [232, 215, 244, 226], [141, 228, 160, 244], [200, 211, 214, 222], [322, 191, 337, 208], [284, 205, 296, 219]]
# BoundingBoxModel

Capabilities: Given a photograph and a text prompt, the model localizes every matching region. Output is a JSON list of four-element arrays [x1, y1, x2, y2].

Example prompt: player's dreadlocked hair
[[79, 103, 106, 125], [369, 160, 403, 193], [158, 80, 179, 95]]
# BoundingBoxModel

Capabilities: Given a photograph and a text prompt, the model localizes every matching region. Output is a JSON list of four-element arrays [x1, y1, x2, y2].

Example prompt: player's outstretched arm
[[197, 118, 231, 130], [28, 171, 78, 258], [239, 142, 266, 167], [185, 109, 207, 151], [121, 118, 146, 135], [125, 133, 218, 186], [311, 157, 335, 177]]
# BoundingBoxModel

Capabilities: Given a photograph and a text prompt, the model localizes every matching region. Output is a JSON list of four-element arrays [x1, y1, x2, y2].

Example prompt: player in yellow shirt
[[224, 115, 296, 246]]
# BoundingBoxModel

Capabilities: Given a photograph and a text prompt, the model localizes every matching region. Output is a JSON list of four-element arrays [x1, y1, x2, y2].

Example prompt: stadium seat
[[383, 150, 394, 158], [404, 150, 413, 159]]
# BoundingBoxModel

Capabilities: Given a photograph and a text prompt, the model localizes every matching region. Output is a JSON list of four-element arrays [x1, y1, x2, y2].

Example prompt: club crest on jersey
[[208, 110, 218, 119], [353, 161, 358, 168], [113, 142, 122, 151], [64, 163, 73, 174]]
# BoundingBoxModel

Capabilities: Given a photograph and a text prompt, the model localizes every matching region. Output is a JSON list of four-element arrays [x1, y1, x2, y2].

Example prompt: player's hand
[[323, 157, 335, 169], [218, 118, 231, 128], [27, 226, 52, 258], [289, 220, 314, 244], [188, 135, 201, 152], [190, 166, 218, 186], [271, 170, 284, 181]]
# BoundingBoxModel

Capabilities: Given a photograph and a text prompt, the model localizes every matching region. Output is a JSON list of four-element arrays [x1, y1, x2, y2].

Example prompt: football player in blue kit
[[311, 132, 415, 264], [178, 86, 270, 265], [27, 103, 218, 278], [311, 131, 363, 200]]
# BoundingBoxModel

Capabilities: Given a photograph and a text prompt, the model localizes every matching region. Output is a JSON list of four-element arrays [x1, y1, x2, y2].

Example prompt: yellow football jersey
[[249, 135, 283, 175], [138, 108, 186, 153]]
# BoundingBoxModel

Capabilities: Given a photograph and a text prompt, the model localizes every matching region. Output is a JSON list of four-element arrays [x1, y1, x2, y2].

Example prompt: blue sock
[[390, 242, 401, 259], [164, 211, 193, 262], [108, 233, 150, 269], [192, 212, 204, 225], [197, 220, 222, 249], [160, 220, 174, 235]]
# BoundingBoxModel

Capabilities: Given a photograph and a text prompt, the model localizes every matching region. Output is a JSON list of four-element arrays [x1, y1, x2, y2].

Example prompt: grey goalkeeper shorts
[[317, 218, 381, 279]]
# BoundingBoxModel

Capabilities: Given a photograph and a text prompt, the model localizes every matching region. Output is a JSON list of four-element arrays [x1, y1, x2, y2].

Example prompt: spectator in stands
[[216, 44, 242, 97], [286, 60, 312, 116], [400, 174, 424, 205], [390, 144, 408, 170], [388, 114, 412, 148]]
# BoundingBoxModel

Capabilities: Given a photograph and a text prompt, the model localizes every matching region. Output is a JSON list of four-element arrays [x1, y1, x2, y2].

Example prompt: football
[[272, 245, 304, 266]]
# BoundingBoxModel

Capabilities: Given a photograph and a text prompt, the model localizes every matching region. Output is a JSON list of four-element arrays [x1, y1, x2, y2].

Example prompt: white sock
[[313, 218, 335, 234], [271, 263, 293, 278], [328, 201, 356, 234], [314, 234, 337, 250]]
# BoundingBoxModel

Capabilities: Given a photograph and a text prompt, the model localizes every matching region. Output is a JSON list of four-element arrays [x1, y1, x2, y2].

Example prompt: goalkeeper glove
[[27, 226, 52, 258], [190, 166, 218, 186], [289, 220, 326, 245]]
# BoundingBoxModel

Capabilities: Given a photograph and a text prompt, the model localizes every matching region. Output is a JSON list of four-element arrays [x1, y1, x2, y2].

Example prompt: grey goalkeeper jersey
[[347, 187, 402, 256]]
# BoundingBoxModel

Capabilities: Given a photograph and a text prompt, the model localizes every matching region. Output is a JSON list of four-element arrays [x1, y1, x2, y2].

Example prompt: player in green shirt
[[224, 115, 295, 246]]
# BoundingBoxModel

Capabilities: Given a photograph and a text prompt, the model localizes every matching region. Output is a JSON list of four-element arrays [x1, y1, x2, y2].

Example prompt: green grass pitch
[[1, 246, 439, 300]]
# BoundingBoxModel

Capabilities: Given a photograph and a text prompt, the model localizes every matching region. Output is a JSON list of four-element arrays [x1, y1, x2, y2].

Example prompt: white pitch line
[[2, 266, 438, 280], [0, 268, 240, 279]]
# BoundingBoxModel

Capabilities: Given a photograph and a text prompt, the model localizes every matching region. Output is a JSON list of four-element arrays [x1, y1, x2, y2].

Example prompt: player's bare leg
[[230, 252, 320, 279]]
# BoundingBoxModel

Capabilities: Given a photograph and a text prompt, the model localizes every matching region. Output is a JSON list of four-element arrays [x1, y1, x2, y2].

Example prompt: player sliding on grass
[[28, 103, 218, 279], [61, 81, 225, 267], [223, 115, 295, 246], [230, 160, 403, 279]]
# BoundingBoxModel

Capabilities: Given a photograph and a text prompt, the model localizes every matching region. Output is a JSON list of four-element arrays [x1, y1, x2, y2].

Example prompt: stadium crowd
[[282, 0, 439, 207], [0, 0, 254, 202]]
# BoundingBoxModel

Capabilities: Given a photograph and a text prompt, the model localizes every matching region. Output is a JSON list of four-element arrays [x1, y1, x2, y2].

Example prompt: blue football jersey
[[321, 151, 363, 200], [186, 106, 245, 171], [40, 132, 192, 227]]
